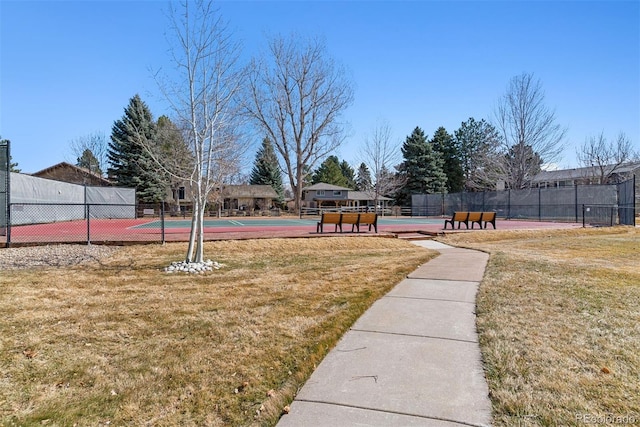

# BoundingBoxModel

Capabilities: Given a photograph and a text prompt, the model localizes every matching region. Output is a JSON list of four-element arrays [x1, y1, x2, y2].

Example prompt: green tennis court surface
[[132, 217, 445, 229]]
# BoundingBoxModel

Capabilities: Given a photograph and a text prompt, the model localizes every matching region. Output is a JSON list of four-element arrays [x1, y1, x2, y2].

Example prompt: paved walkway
[[277, 240, 492, 427]]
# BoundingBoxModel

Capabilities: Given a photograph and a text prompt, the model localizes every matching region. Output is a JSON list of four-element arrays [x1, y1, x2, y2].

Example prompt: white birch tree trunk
[[152, 1, 247, 266]]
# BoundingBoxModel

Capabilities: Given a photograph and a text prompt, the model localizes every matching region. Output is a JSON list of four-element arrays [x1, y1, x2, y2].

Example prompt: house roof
[[532, 161, 640, 182], [349, 191, 393, 201], [302, 183, 394, 201], [303, 183, 352, 191], [32, 162, 112, 186], [221, 184, 278, 198]]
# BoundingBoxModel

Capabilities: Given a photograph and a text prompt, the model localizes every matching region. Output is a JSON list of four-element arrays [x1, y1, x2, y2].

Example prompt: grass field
[[3, 228, 638, 426], [0, 237, 434, 426], [439, 227, 640, 426]]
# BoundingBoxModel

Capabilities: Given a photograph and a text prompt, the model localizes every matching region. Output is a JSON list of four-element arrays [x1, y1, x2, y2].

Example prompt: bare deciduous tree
[[243, 34, 354, 213], [359, 119, 405, 209], [69, 131, 108, 176], [494, 73, 567, 189], [156, 0, 246, 264], [577, 131, 638, 184]]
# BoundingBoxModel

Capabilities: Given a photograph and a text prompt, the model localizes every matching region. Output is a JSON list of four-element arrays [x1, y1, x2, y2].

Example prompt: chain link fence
[[4, 203, 166, 245], [1, 177, 636, 246], [412, 178, 637, 227]]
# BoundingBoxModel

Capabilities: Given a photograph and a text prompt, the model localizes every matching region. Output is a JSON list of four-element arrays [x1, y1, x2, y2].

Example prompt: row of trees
[[71, 71, 637, 214], [245, 73, 570, 208], [91, 76, 637, 214]]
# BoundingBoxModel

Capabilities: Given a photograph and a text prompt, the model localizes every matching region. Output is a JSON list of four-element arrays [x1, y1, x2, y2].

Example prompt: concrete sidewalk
[[277, 240, 492, 427]]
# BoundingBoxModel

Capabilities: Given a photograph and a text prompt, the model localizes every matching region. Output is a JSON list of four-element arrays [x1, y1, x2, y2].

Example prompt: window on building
[[178, 186, 186, 200], [333, 190, 342, 196], [317, 190, 325, 196]]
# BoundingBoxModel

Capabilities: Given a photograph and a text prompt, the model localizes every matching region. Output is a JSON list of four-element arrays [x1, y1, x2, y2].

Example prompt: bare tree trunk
[[154, 0, 246, 265], [186, 198, 198, 263], [243, 34, 354, 214]]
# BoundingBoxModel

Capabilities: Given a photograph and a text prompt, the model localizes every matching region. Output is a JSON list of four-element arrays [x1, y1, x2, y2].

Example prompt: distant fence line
[[411, 178, 636, 227], [0, 178, 636, 246]]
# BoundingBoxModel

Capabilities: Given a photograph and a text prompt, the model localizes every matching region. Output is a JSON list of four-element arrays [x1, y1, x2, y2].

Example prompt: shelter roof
[[349, 191, 393, 201], [221, 184, 278, 198], [303, 183, 352, 191]]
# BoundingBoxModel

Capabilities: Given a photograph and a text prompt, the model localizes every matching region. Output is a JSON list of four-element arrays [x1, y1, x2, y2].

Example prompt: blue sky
[[1, 0, 638, 174]]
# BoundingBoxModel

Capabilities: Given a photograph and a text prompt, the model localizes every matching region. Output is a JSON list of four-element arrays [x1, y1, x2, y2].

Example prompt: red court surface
[[1, 216, 584, 246]]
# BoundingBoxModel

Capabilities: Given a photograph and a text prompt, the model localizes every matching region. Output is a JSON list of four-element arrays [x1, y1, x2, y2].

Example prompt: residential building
[[302, 183, 393, 211], [531, 162, 640, 188], [32, 162, 112, 187]]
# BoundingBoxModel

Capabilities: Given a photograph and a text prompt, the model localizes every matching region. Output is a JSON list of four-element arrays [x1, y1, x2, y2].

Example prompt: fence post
[[634, 174, 637, 227], [538, 187, 541, 221], [161, 202, 166, 244], [86, 203, 91, 245], [582, 204, 586, 228], [6, 204, 11, 248], [611, 206, 615, 226], [575, 185, 579, 223]]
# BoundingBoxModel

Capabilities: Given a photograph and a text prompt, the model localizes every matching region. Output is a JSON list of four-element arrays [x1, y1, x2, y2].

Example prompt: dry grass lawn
[[439, 227, 640, 426], [0, 237, 434, 426]]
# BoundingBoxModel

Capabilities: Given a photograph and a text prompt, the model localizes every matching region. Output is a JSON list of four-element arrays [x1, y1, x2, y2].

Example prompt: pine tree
[[250, 137, 285, 205], [157, 115, 194, 211], [312, 156, 349, 186], [504, 143, 542, 189], [9, 157, 20, 173], [107, 94, 166, 202], [1, 137, 20, 172], [355, 162, 373, 191], [455, 117, 502, 191], [430, 127, 464, 193], [396, 127, 447, 205], [77, 149, 102, 176], [340, 160, 356, 189]]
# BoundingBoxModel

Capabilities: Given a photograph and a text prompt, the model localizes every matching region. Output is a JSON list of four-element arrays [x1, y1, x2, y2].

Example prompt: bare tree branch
[[69, 131, 108, 176], [493, 73, 567, 189], [358, 119, 405, 205], [243, 34, 354, 213], [577, 131, 639, 184]]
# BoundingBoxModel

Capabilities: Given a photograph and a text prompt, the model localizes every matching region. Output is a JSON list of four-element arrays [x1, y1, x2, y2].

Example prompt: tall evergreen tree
[[503, 143, 542, 189], [340, 160, 356, 189], [250, 137, 285, 205], [107, 94, 166, 202], [396, 127, 447, 205], [355, 162, 373, 191], [312, 155, 349, 186], [156, 115, 194, 211], [455, 118, 502, 191], [76, 148, 102, 176], [430, 127, 464, 193]]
